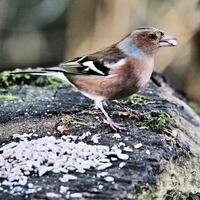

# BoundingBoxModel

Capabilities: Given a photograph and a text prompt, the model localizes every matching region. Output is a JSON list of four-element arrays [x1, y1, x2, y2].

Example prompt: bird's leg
[[95, 100, 125, 131], [94, 101, 107, 109]]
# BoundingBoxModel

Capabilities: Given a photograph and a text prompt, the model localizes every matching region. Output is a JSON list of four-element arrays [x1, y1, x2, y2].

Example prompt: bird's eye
[[148, 34, 158, 40], [160, 32, 164, 36]]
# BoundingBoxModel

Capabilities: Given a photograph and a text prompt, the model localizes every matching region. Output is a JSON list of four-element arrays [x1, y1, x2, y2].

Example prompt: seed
[[104, 176, 114, 182]]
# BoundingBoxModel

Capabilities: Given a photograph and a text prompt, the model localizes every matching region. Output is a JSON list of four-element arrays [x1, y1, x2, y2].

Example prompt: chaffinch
[[11, 27, 177, 131]]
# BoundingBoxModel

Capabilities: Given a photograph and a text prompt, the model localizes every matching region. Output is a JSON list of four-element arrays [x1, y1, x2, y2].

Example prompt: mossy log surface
[[0, 72, 200, 200]]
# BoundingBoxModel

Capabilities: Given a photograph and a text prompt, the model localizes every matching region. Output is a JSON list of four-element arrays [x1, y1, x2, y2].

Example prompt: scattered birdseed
[[26, 188, 41, 195], [118, 142, 125, 147], [119, 162, 126, 168], [28, 183, 33, 188], [98, 184, 103, 189], [62, 135, 78, 141], [134, 143, 143, 149], [59, 174, 77, 182], [111, 157, 118, 161], [111, 145, 122, 155], [66, 191, 71, 199], [0, 135, 130, 195], [39, 166, 52, 176], [146, 150, 150, 155], [97, 162, 112, 170], [60, 186, 69, 194], [79, 131, 92, 140], [70, 193, 83, 198], [117, 153, 129, 160], [91, 134, 100, 143], [12, 133, 33, 140], [104, 176, 114, 182], [46, 192, 62, 198], [112, 133, 121, 139], [123, 146, 133, 152], [97, 172, 108, 177], [10, 186, 24, 195]]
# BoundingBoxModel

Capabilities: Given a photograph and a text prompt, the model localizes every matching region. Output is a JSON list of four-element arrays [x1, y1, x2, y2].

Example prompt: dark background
[[0, 0, 200, 105]]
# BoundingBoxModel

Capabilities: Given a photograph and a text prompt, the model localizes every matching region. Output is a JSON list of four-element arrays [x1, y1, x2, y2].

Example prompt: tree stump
[[0, 72, 200, 200]]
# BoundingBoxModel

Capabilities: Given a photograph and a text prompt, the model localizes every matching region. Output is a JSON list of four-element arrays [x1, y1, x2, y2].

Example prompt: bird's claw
[[103, 118, 126, 131]]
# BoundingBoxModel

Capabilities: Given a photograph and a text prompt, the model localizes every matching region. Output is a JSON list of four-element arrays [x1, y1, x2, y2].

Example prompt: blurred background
[[0, 0, 200, 105]]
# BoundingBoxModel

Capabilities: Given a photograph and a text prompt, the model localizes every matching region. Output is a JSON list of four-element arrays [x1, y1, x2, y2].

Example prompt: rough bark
[[0, 72, 200, 200]]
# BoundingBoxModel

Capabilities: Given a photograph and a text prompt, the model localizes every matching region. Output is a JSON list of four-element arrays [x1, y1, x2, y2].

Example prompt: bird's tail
[[10, 68, 68, 82]]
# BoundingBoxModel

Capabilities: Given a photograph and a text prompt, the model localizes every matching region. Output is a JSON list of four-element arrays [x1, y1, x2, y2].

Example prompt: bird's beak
[[159, 34, 177, 47]]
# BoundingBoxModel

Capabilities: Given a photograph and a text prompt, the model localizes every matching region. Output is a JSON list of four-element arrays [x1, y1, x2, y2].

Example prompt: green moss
[[62, 115, 88, 128], [0, 71, 31, 88], [139, 110, 170, 130], [0, 95, 19, 101], [0, 70, 62, 88], [188, 102, 200, 116], [122, 94, 154, 106], [46, 77, 62, 89]]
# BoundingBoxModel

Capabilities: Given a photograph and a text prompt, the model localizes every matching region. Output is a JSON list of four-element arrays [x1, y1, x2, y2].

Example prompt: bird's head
[[117, 27, 177, 57]]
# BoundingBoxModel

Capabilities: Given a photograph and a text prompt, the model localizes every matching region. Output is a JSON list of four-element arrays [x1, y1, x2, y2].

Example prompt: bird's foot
[[103, 118, 126, 131]]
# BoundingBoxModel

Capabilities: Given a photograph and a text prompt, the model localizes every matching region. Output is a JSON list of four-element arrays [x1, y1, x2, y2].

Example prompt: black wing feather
[[59, 56, 110, 76]]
